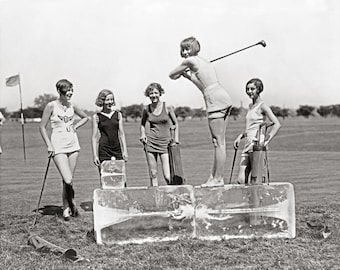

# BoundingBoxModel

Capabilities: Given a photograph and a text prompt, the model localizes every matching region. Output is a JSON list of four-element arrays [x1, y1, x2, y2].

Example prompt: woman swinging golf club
[[169, 36, 233, 187], [40, 79, 89, 221]]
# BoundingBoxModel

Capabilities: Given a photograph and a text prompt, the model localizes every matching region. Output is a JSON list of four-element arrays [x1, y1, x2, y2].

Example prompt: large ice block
[[194, 182, 295, 240], [100, 159, 126, 189], [93, 185, 195, 245]]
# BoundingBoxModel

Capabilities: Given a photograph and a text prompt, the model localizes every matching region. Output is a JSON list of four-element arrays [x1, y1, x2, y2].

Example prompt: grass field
[[0, 117, 339, 269]]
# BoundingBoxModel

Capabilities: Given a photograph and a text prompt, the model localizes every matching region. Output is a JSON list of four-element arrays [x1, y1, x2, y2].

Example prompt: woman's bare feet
[[151, 178, 158, 187], [63, 207, 71, 221], [201, 177, 224, 188]]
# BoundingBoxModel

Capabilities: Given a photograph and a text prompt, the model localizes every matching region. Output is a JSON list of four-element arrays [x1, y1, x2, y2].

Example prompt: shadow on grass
[[33, 205, 63, 216], [32, 202, 93, 216], [80, 201, 93, 212]]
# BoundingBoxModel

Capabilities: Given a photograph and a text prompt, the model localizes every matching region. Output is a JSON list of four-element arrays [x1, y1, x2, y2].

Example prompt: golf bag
[[168, 142, 185, 185], [251, 124, 269, 184]]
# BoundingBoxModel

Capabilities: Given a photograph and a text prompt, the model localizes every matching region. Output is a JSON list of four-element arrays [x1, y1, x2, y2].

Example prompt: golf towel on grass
[[28, 235, 89, 263]]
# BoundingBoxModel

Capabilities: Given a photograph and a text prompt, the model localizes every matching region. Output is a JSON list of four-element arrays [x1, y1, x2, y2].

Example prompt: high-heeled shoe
[[71, 205, 80, 217], [63, 207, 71, 221]]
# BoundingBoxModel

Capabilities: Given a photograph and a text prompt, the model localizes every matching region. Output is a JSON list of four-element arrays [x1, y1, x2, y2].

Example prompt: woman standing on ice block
[[140, 83, 179, 186], [169, 36, 233, 187], [40, 79, 89, 221]]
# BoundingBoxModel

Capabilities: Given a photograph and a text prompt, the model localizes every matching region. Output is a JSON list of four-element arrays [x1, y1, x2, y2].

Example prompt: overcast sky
[[0, 0, 339, 112]]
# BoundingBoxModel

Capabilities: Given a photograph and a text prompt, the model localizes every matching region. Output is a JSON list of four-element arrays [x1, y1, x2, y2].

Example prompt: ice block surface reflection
[[93, 185, 195, 245], [100, 159, 126, 189], [194, 183, 295, 240]]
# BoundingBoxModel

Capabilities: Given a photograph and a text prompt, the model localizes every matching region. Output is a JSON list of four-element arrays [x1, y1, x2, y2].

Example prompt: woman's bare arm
[[118, 111, 128, 161], [140, 108, 148, 143], [168, 106, 179, 143], [169, 58, 194, 80], [73, 103, 89, 130], [261, 103, 281, 146], [39, 102, 54, 154], [91, 114, 100, 166]]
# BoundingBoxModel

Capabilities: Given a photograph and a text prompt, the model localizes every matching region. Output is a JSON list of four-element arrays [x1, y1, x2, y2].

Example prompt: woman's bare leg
[[67, 151, 80, 215], [160, 153, 170, 184], [53, 153, 74, 218], [148, 152, 159, 186], [68, 151, 79, 176], [202, 116, 229, 187], [237, 155, 251, 184], [53, 151, 79, 218]]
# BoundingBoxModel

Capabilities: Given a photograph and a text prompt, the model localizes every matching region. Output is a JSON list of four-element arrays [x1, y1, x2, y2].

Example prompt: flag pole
[[18, 73, 27, 162]]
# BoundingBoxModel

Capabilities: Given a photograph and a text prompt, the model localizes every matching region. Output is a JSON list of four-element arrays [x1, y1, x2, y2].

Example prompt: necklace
[[57, 99, 69, 112]]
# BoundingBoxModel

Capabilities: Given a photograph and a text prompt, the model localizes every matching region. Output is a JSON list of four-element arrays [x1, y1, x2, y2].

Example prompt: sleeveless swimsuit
[[146, 102, 171, 154], [190, 56, 233, 117], [243, 101, 265, 154], [97, 111, 123, 162], [50, 100, 80, 155]]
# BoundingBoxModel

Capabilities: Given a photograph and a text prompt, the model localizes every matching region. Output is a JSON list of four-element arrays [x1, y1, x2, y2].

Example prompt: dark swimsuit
[[146, 103, 171, 154], [97, 111, 123, 162]]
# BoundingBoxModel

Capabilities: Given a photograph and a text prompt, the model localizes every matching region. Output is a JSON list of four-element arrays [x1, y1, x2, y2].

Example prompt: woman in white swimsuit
[[169, 36, 232, 187], [40, 79, 89, 221], [233, 78, 281, 184]]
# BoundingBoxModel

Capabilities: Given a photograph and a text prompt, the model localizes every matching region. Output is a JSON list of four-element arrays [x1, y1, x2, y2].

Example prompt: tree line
[[1, 94, 340, 121]]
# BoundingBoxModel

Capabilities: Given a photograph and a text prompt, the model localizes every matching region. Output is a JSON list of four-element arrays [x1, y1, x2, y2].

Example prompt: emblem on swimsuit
[[58, 115, 73, 123]]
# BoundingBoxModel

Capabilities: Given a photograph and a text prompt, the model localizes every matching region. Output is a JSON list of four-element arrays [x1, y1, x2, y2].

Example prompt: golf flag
[[5, 72, 26, 162], [6, 74, 20, 87]]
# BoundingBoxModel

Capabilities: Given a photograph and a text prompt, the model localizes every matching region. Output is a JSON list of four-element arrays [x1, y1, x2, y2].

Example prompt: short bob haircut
[[246, 78, 264, 94], [56, 79, 73, 95], [144, 83, 165, 97], [95, 89, 115, 107], [180, 36, 200, 58]]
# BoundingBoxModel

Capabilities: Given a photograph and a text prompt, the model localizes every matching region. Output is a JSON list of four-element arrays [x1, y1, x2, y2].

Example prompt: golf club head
[[258, 40, 266, 47]]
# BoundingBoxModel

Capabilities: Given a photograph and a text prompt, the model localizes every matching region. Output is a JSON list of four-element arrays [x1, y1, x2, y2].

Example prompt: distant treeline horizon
[[0, 93, 339, 120], [1, 104, 340, 122]]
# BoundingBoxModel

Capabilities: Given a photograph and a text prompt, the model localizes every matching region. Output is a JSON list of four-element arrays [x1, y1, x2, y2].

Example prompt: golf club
[[32, 153, 52, 227], [265, 150, 270, 184], [229, 148, 238, 184], [183, 40, 266, 74], [97, 165, 101, 186], [142, 142, 153, 186], [210, 40, 266, 63], [264, 122, 273, 184]]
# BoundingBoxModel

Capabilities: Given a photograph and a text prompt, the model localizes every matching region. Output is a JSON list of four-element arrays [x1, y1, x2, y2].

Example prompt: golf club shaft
[[265, 150, 270, 184], [97, 165, 101, 186], [229, 148, 238, 184], [261, 123, 272, 183], [210, 40, 266, 63], [33, 155, 52, 226], [183, 40, 266, 74], [143, 143, 153, 185]]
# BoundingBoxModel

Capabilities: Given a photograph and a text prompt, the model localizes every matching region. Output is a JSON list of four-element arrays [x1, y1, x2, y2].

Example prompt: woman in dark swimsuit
[[140, 83, 179, 186], [92, 89, 128, 166]]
